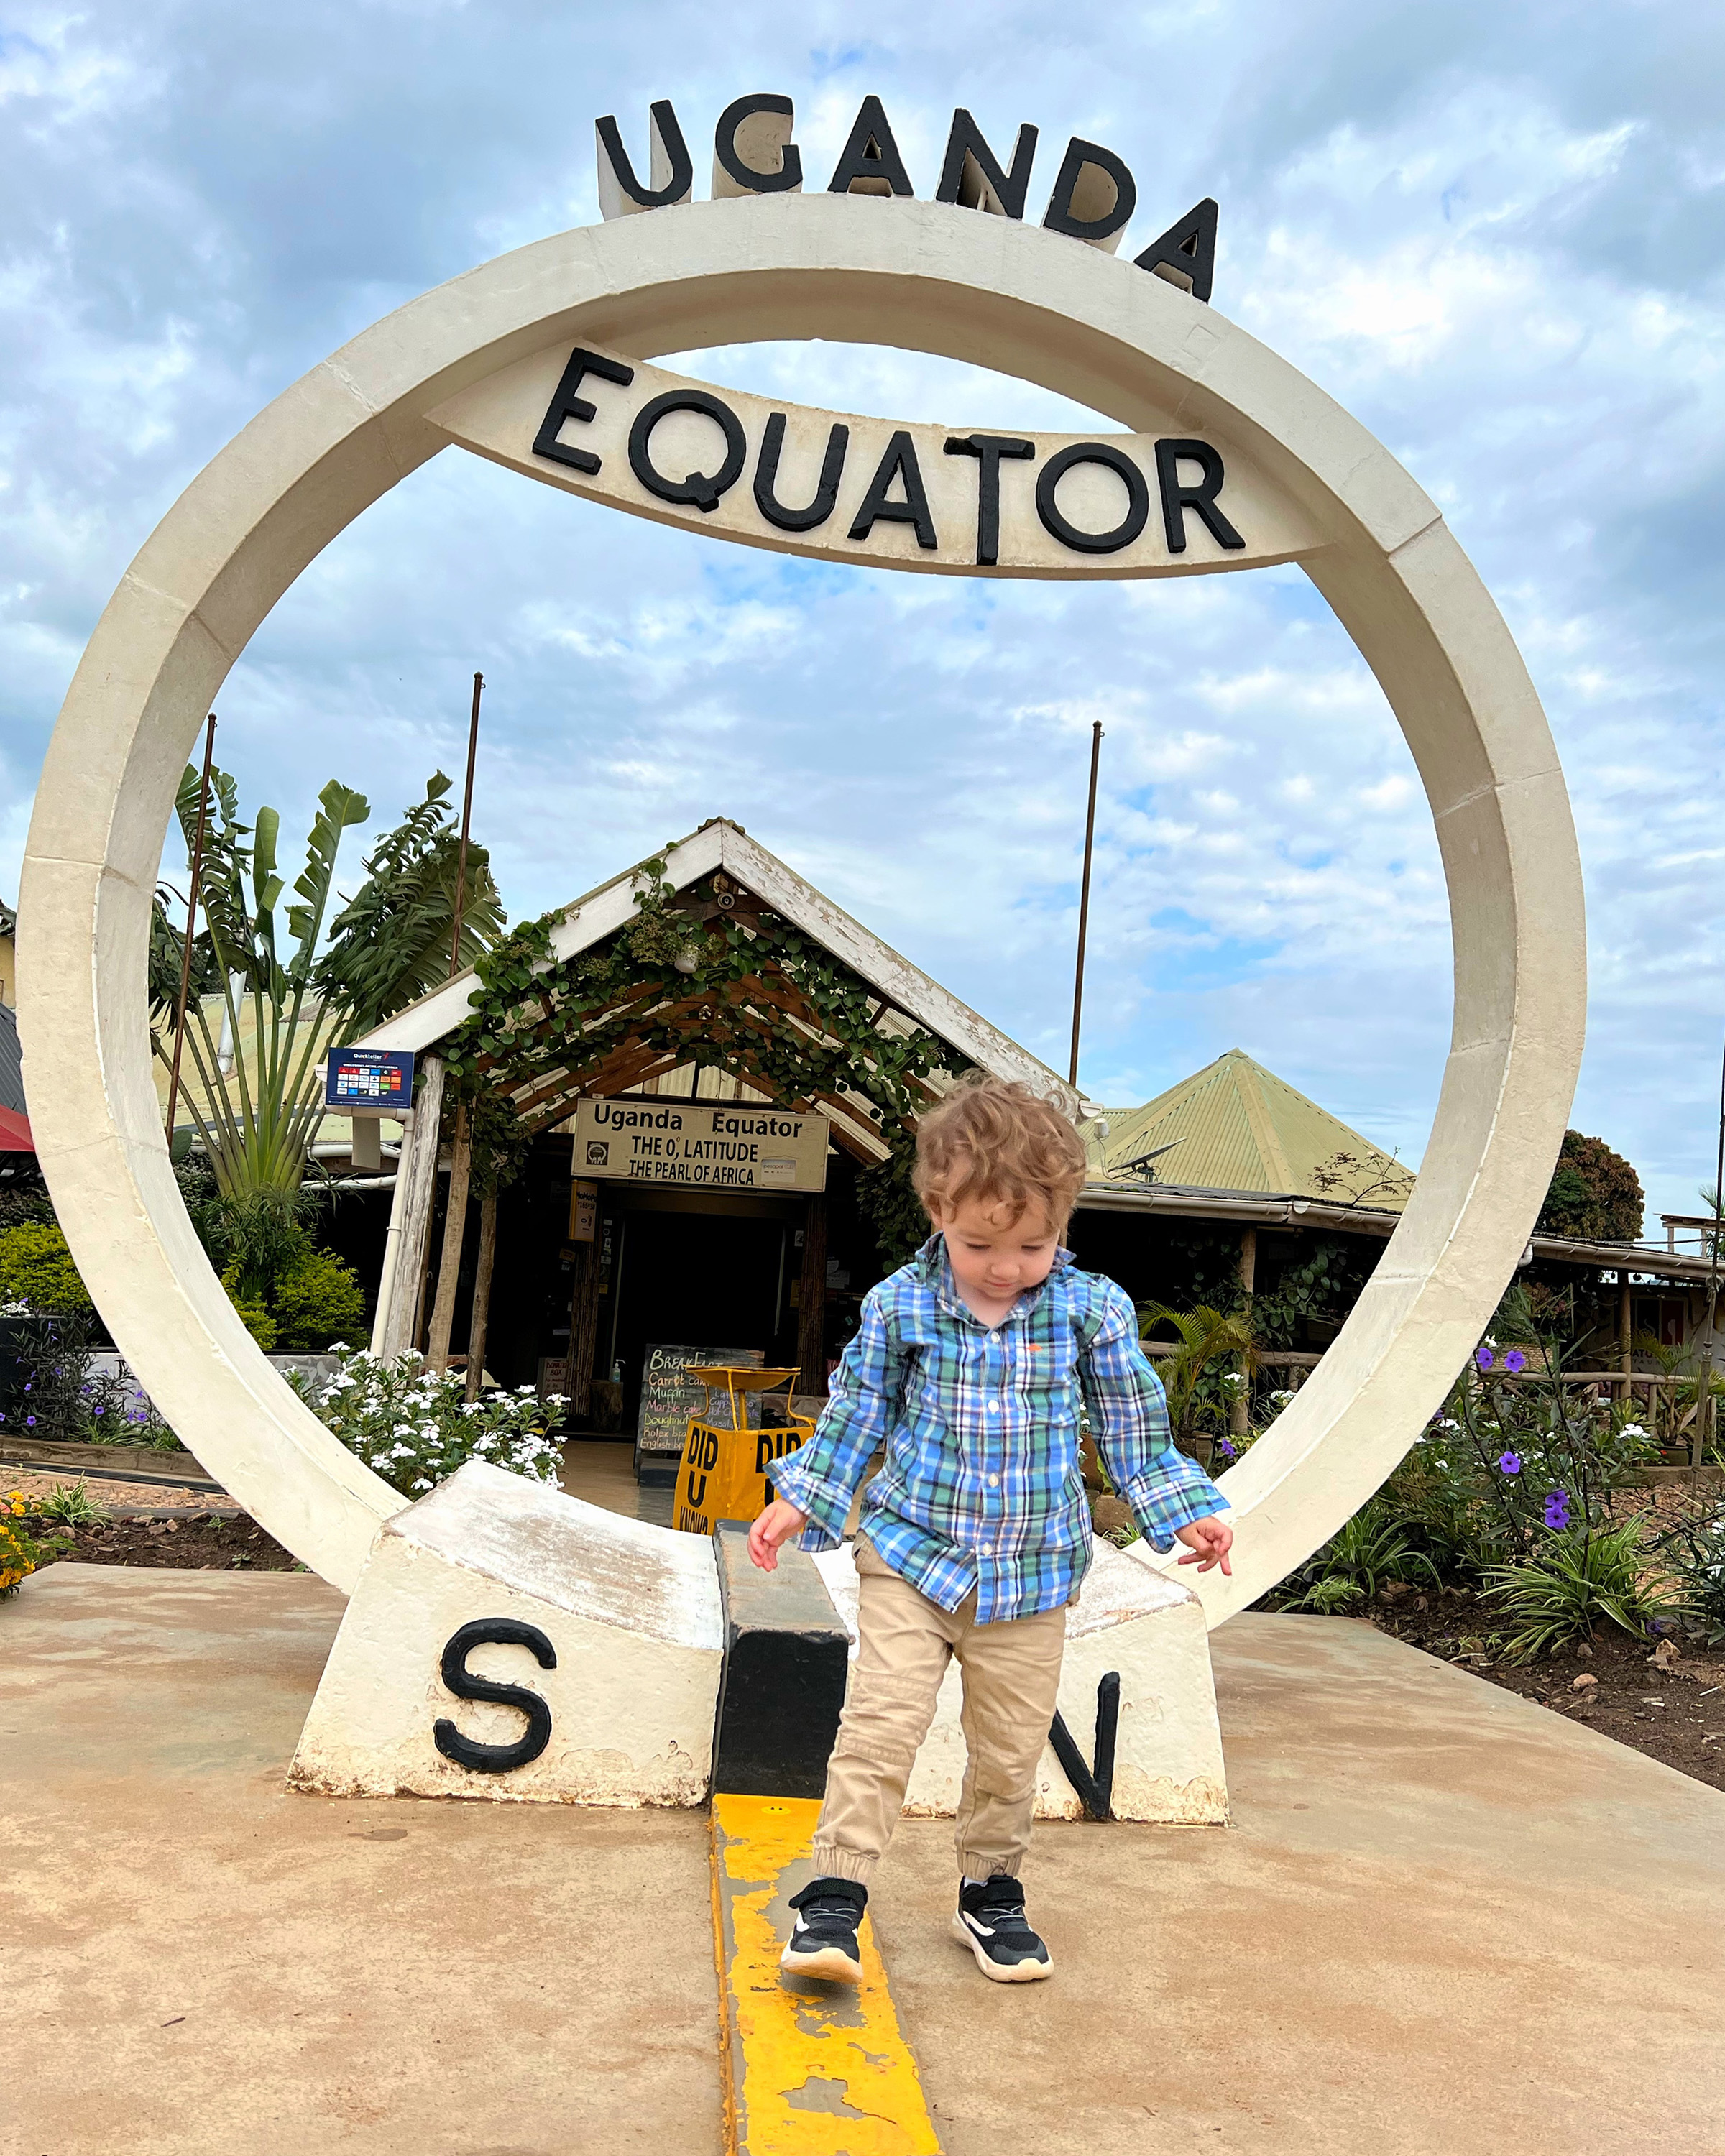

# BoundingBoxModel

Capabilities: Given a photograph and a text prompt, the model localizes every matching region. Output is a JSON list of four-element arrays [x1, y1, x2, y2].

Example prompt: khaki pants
[[810, 1538, 1068, 1886]]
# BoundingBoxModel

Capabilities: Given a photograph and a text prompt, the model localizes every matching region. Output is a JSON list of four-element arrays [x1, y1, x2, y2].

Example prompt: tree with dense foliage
[[1537, 1130, 1644, 1244]]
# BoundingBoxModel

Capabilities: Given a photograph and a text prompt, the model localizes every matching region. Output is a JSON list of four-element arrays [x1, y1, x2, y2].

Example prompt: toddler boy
[[748, 1072, 1233, 1984]]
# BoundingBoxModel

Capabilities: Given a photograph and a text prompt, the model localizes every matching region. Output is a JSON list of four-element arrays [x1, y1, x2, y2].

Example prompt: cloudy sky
[[2, 1, 1721, 1225]]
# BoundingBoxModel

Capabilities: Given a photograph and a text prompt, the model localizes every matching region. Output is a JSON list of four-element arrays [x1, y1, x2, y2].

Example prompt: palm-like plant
[[1138, 1300, 1256, 1451], [150, 767, 367, 1201], [151, 766, 504, 1225], [314, 772, 504, 1034]]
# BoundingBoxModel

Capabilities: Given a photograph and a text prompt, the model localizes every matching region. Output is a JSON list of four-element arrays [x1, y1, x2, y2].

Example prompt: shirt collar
[[913, 1231, 1075, 1327]]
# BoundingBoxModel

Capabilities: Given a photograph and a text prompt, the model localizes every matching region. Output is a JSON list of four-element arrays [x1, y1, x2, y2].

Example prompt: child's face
[[928, 1194, 1063, 1308]]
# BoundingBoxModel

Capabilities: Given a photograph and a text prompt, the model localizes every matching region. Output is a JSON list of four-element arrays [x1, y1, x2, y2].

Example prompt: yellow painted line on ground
[[711, 1793, 942, 2156]]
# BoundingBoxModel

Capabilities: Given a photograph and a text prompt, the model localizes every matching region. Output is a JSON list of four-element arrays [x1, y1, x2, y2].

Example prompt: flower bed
[[293, 1345, 564, 1499]]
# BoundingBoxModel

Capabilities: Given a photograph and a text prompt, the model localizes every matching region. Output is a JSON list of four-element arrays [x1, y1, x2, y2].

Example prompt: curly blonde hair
[[913, 1072, 1087, 1231]]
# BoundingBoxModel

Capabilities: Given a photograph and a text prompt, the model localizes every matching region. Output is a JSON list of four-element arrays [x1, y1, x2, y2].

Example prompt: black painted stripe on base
[[712, 1522, 850, 1800]]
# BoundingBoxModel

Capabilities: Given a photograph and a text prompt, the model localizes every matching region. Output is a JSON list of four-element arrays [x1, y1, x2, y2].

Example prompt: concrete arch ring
[[18, 194, 1585, 1622]]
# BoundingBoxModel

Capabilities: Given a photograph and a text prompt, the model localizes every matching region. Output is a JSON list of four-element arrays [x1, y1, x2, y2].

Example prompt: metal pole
[[448, 671, 484, 979], [164, 714, 217, 1147], [1068, 720, 1104, 1089], [1691, 1036, 1725, 1474]]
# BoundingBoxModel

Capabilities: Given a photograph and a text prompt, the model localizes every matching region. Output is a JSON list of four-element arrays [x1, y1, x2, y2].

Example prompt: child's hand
[[1174, 1516, 1234, 1575], [748, 1498, 810, 1572]]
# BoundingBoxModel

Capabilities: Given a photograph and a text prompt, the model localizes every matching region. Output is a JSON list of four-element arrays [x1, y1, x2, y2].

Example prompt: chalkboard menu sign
[[635, 1342, 763, 1474]]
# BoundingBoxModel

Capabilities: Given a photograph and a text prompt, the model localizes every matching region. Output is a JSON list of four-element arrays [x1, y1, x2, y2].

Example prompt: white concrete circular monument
[[18, 185, 1584, 1674]]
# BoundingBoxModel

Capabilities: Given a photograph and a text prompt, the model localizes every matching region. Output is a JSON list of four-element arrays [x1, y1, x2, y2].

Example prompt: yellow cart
[[673, 1365, 816, 1536]]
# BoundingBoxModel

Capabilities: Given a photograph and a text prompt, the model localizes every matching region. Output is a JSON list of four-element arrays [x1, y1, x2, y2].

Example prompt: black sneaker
[[781, 1877, 868, 1984], [952, 1874, 1054, 1982]]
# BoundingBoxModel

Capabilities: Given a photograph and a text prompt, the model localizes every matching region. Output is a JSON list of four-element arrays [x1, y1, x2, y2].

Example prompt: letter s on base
[[433, 1618, 556, 1774]]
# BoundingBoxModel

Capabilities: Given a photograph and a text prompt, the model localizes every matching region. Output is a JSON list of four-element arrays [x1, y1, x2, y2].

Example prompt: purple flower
[[25, 1416, 35, 1428], [1216, 1439, 1238, 1460], [1504, 1350, 1527, 1375], [1497, 1450, 1522, 1475], [1544, 1490, 1570, 1530], [1476, 1348, 1494, 1371]]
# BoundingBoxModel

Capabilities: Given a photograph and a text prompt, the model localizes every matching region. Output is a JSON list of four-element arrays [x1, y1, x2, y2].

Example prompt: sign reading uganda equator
[[429, 340, 1320, 581], [573, 1097, 830, 1193]]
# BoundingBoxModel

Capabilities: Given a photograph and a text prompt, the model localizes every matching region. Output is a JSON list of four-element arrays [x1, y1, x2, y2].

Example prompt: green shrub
[[1372, 1318, 1662, 1586], [1482, 1519, 1673, 1662], [0, 1223, 92, 1313], [219, 1263, 279, 1351], [1651, 1506, 1725, 1647], [1282, 1501, 1440, 1611], [271, 1248, 367, 1350], [0, 1185, 56, 1233]]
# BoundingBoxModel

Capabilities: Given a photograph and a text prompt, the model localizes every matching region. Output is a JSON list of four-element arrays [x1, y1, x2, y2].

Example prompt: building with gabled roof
[[1085, 1048, 1414, 1210], [323, 816, 1710, 1466], [351, 818, 1077, 1465]]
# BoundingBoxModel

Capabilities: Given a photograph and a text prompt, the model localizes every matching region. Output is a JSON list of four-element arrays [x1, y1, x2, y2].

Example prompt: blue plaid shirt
[[770, 1235, 1228, 1623]]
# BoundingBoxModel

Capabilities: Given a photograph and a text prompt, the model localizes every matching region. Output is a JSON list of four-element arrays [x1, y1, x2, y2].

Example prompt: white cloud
[[1, 1, 1722, 1227]]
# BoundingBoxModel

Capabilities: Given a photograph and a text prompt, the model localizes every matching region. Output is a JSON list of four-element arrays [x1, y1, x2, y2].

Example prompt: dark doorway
[[606, 1202, 800, 1429]]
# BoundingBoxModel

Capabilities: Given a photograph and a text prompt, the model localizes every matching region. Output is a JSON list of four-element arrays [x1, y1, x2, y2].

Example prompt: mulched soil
[[1327, 1582, 1725, 1794], [33, 1512, 304, 1571]]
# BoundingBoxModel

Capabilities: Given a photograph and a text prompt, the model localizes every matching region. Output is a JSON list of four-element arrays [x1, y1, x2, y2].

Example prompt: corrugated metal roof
[[1084, 1049, 1414, 1211], [0, 1003, 23, 1118]]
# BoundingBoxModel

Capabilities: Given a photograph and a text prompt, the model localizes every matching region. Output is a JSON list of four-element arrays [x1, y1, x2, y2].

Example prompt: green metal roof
[[1085, 1049, 1414, 1211]]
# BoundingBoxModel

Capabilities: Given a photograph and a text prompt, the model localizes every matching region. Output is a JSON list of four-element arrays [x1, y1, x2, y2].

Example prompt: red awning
[[0, 1105, 33, 1152]]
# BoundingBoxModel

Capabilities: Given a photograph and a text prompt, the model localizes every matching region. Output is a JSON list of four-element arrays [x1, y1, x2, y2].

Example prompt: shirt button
[[988, 1474, 1000, 1489], [987, 1401, 999, 1414]]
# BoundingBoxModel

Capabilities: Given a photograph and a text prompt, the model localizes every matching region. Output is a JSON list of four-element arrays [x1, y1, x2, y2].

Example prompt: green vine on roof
[[441, 863, 972, 1212]]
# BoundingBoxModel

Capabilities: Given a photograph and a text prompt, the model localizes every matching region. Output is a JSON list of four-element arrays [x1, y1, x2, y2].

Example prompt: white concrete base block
[[811, 1538, 1229, 1825], [290, 1460, 723, 1807]]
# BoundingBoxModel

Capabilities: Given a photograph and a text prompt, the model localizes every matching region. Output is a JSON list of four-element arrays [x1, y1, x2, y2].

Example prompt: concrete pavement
[[5, 1565, 1722, 2154]]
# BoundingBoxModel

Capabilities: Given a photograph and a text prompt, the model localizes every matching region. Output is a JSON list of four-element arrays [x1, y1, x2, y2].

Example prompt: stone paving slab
[[1, 1563, 720, 2156], [873, 1615, 1725, 2156]]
